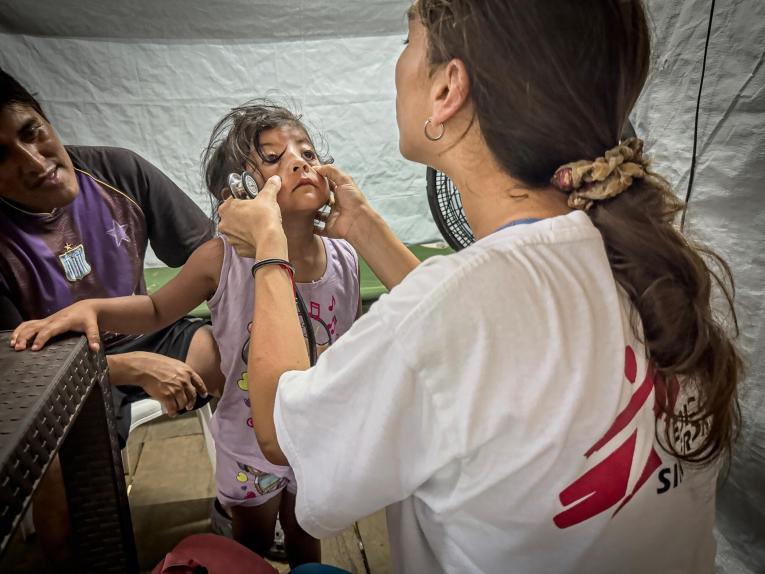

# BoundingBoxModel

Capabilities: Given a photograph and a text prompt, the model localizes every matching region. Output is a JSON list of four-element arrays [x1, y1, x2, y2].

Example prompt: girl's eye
[[303, 149, 316, 161], [264, 154, 280, 164]]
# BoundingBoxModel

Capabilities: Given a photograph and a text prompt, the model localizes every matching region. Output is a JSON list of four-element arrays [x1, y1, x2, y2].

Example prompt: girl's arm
[[102, 238, 223, 333], [11, 238, 223, 352]]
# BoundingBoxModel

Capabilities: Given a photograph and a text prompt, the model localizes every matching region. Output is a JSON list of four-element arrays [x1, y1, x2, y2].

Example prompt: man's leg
[[31, 364, 134, 569], [32, 455, 74, 568], [32, 322, 221, 566]]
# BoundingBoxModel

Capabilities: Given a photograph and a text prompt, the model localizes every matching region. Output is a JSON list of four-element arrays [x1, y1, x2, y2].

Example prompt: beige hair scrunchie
[[550, 138, 671, 211]]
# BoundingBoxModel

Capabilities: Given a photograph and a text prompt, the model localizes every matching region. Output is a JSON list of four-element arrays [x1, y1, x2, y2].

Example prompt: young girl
[[10, 102, 362, 567]]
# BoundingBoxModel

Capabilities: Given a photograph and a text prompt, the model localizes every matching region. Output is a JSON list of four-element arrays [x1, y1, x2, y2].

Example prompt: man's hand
[[10, 300, 101, 352], [109, 352, 208, 415]]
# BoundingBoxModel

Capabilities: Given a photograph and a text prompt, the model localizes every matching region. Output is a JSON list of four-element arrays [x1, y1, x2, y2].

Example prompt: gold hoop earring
[[424, 118, 446, 142]]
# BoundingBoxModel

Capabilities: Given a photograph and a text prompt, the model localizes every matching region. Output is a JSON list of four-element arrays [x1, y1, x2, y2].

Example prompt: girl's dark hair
[[201, 100, 330, 206], [0, 68, 48, 120], [415, 0, 741, 465]]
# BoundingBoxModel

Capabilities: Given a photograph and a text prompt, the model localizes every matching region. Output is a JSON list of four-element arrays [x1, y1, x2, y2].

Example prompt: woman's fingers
[[217, 197, 235, 219], [314, 164, 353, 187], [258, 175, 282, 200]]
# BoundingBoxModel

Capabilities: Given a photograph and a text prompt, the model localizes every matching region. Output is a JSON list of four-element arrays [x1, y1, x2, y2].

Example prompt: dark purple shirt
[[0, 146, 212, 347]]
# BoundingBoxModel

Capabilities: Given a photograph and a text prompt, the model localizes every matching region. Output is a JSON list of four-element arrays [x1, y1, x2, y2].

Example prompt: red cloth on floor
[[150, 533, 278, 574]]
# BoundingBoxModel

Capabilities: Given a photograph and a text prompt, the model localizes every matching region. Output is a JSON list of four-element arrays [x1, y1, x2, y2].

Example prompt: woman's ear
[[430, 58, 471, 126]]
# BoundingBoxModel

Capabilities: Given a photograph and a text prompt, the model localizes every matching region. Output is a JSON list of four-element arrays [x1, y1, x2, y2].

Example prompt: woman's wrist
[[255, 229, 289, 261], [345, 204, 384, 248], [346, 205, 418, 290]]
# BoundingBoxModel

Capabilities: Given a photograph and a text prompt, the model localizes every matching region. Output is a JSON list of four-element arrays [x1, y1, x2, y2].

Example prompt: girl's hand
[[313, 164, 375, 243], [10, 300, 101, 352], [218, 175, 288, 260]]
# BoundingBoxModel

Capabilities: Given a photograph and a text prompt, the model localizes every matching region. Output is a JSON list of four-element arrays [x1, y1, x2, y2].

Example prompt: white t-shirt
[[274, 211, 718, 574]]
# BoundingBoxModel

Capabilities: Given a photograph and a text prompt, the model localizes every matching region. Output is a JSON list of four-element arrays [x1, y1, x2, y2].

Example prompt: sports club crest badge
[[58, 243, 92, 282]]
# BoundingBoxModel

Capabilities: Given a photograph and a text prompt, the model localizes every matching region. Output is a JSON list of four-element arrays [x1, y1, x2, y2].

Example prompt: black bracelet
[[250, 257, 296, 291], [251, 258, 295, 279]]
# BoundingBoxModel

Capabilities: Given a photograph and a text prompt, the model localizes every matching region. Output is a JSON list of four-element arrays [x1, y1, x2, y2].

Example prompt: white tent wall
[[634, 1, 764, 572], [0, 0, 437, 268], [1, 0, 763, 571]]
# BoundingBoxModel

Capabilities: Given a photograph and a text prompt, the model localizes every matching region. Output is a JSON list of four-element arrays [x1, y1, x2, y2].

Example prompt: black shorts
[[106, 317, 211, 448]]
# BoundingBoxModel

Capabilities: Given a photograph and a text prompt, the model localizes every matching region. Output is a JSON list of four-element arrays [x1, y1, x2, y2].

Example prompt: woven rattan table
[[0, 332, 138, 572]]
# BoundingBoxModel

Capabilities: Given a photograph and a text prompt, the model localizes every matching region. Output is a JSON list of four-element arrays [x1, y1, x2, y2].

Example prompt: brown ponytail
[[416, 0, 742, 464], [587, 167, 742, 464]]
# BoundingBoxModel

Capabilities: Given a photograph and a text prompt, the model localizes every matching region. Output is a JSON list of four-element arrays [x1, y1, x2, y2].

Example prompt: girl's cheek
[[256, 167, 277, 187]]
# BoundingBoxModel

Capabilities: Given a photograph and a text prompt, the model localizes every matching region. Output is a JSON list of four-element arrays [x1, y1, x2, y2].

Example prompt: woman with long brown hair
[[218, 1, 742, 571]]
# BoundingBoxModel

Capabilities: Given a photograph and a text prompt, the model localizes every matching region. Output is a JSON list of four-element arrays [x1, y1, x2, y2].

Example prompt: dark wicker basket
[[0, 333, 137, 572]]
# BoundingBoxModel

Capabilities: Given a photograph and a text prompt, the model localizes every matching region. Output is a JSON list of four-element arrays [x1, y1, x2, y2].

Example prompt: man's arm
[[106, 352, 207, 414], [10, 239, 222, 351]]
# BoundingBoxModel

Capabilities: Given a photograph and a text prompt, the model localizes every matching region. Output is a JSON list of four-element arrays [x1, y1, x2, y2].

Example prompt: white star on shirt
[[106, 220, 131, 248]]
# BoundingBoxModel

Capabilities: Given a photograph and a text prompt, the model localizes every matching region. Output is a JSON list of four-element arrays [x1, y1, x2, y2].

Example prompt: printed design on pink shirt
[[306, 294, 337, 347], [236, 294, 338, 431], [553, 345, 683, 529], [235, 462, 287, 499], [238, 294, 338, 369], [239, 377, 253, 431], [237, 372, 248, 391], [240, 322, 255, 364]]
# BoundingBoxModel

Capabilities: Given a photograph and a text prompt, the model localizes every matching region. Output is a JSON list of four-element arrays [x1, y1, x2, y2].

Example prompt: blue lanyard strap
[[494, 217, 544, 233]]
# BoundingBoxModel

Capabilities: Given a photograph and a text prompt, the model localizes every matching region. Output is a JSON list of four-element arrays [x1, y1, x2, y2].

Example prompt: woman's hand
[[10, 300, 101, 352], [315, 164, 418, 289], [313, 164, 375, 243], [218, 175, 288, 260]]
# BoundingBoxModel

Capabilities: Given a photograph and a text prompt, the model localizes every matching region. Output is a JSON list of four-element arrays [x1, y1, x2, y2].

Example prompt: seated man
[[0, 68, 224, 564]]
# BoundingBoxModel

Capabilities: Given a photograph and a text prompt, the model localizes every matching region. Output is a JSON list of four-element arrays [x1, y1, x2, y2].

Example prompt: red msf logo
[[553, 346, 677, 529]]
